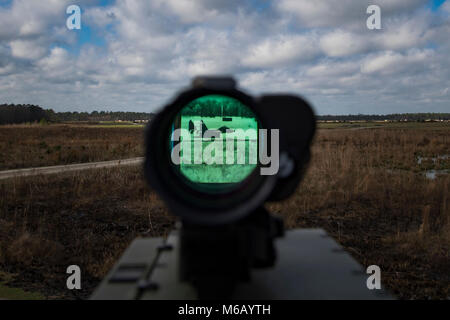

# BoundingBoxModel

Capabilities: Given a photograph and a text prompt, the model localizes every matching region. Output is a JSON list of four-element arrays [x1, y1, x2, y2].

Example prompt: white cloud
[[9, 40, 47, 59], [361, 49, 433, 75], [0, 0, 449, 114], [306, 60, 359, 77], [442, 1, 450, 13], [0, 63, 14, 75], [275, 0, 364, 28], [275, 0, 428, 28], [375, 13, 430, 50], [37, 47, 69, 70], [320, 31, 369, 57], [242, 34, 319, 68]]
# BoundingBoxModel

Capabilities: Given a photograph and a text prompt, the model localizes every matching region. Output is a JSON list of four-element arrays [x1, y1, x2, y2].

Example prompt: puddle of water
[[387, 167, 448, 180], [416, 154, 449, 179], [417, 154, 449, 165], [425, 170, 449, 180]]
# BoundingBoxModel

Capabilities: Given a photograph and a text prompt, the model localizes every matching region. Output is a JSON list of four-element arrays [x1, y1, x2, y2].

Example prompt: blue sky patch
[[430, 0, 447, 11]]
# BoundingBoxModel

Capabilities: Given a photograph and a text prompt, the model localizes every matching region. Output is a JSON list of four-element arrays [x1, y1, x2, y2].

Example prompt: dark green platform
[[91, 229, 392, 300]]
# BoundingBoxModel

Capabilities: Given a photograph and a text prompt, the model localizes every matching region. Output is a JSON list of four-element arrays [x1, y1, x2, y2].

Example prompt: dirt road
[[0, 157, 144, 180]]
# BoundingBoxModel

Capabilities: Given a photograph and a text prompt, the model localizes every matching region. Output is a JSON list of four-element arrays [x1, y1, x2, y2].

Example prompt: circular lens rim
[[170, 93, 260, 194], [144, 86, 277, 225]]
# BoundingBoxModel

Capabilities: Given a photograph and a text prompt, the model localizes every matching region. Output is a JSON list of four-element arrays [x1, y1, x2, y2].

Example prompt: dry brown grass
[[0, 123, 449, 299], [0, 167, 174, 299], [0, 124, 144, 170], [268, 126, 449, 299]]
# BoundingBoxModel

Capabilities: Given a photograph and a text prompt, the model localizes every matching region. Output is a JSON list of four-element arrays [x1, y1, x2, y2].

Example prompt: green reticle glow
[[171, 95, 258, 186]]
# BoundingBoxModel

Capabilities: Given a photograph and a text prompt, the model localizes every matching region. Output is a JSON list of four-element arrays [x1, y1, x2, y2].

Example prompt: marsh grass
[[0, 124, 144, 170], [0, 123, 448, 299], [0, 166, 174, 299], [268, 126, 449, 298]]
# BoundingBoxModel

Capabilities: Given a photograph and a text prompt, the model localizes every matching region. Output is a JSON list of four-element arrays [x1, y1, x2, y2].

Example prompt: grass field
[[0, 124, 144, 170], [0, 271, 44, 300], [0, 122, 448, 299], [317, 121, 450, 130]]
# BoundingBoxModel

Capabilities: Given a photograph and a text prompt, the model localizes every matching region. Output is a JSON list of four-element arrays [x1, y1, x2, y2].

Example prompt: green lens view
[[170, 95, 258, 188]]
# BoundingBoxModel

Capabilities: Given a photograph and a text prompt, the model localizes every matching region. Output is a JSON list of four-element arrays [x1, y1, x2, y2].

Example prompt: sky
[[0, 0, 449, 115]]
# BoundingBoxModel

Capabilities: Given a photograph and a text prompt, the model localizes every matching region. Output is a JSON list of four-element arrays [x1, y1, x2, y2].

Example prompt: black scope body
[[144, 76, 316, 226]]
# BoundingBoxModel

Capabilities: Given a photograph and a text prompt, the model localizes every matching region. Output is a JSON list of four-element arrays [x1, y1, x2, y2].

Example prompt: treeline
[[1, 104, 449, 125], [52, 110, 154, 122], [317, 113, 450, 121], [0, 104, 48, 125], [0, 104, 154, 124], [181, 97, 255, 118]]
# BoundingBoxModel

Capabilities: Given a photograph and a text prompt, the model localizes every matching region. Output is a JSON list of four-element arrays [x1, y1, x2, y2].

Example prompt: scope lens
[[169, 94, 258, 193]]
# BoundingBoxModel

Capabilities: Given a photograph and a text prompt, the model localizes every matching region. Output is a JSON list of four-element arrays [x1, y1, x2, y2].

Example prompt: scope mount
[[179, 207, 284, 299], [91, 224, 392, 300]]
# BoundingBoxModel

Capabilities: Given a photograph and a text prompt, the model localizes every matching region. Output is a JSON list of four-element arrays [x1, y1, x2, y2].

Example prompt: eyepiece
[[170, 94, 259, 193], [144, 77, 315, 225]]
